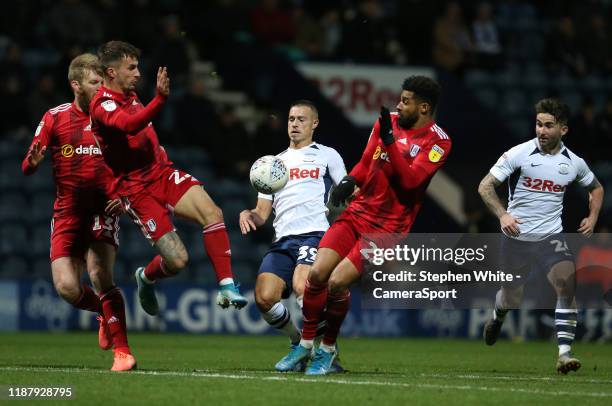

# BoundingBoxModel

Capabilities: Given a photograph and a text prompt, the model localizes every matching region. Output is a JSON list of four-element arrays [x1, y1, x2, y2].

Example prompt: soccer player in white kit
[[239, 100, 347, 372], [478, 98, 604, 374]]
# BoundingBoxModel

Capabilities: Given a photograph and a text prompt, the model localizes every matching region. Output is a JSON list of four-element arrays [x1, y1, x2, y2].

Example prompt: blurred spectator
[[214, 105, 252, 178], [319, 8, 342, 59], [27, 73, 66, 124], [0, 43, 29, 139], [175, 77, 220, 146], [252, 109, 288, 157], [595, 97, 612, 163], [576, 224, 612, 292], [45, 0, 103, 49], [471, 2, 503, 71], [569, 97, 598, 162], [340, 0, 403, 64], [545, 16, 586, 76], [292, 6, 324, 60], [152, 15, 193, 89], [250, 0, 296, 47], [432, 2, 473, 76]]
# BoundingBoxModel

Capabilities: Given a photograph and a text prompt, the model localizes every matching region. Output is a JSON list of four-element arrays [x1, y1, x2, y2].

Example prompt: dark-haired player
[[276, 76, 452, 374], [90, 41, 247, 316], [478, 98, 604, 374]]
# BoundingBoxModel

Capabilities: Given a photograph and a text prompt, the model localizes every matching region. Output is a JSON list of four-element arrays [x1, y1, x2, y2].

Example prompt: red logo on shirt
[[522, 177, 566, 192], [289, 167, 320, 180]]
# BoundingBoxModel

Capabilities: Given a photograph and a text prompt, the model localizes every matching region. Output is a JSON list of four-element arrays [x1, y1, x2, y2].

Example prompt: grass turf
[[0, 332, 611, 405]]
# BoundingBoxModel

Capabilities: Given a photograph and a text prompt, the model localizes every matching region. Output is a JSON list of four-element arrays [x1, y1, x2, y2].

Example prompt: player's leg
[[256, 272, 301, 345], [547, 260, 580, 374], [306, 250, 360, 376], [173, 184, 247, 308], [484, 283, 525, 345], [87, 240, 135, 371]]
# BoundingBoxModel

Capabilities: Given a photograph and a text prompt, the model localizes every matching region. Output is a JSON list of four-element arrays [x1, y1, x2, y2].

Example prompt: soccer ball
[[249, 155, 289, 194]]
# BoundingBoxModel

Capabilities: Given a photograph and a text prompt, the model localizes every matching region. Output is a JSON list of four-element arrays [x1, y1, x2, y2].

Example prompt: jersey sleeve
[[349, 121, 380, 185], [326, 147, 347, 185], [489, 146, 521, 182], [386, 136, 452, 190], [91, 94, 166, 134], [575, 157, 595, 187], [21, 111, 55, 176]]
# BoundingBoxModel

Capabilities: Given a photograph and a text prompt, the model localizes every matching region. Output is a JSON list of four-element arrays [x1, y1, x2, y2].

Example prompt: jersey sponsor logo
[[289, 167, 320, 180], [409, 144, 421, 157], [101, 100, 117, 112], [372, 145, 390, 162], [61, 144, 74, 158], [35, 121, 44, 137], [522, 176, 566, 192], [428, 144, 444, 163], [61, 144, 102, 158], [558, 163, 569, 175]]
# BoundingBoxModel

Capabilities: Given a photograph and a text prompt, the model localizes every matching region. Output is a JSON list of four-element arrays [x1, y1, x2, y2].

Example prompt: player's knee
[[54, 280, 81, 304], [165, 252, 189, 273], [328, 274, 348, 296], [202, 203, 223, 225], [255, 290, 279, 312], [308, 267, 329, 285]]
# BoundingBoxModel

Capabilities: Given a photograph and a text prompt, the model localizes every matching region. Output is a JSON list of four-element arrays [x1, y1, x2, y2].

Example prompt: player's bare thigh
[[255, 272, 286, 312], [308, 247, 342, 284], [51, 257, 86, 303], [292, 264, 310, 299], [154, 231, 189, 272], [86, 241, 116, 292], [328, 258, 360, 295], [547, 260, 576, 298], [174, 185, 223, 226]]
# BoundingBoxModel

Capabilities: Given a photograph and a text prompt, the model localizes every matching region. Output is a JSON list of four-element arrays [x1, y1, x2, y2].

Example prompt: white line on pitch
[[1, 366, 611, 398], [420, 373, 612, 385]]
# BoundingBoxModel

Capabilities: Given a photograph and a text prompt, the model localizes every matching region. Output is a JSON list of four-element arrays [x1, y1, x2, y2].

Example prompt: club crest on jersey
[[558, 163, 570, 175], [409, 144, 421, 157], [101, 100, 117, 112], [35, 121, 44, 137], [61, 144, 74, 158], [428, 144, 444, 163], [146, 219, 157, 232]]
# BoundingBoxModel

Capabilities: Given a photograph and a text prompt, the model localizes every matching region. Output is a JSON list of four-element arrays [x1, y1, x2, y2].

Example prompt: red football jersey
[[90, 86, 171, 196], [347, 114, 452, 233], [22, 102, 114, 213]]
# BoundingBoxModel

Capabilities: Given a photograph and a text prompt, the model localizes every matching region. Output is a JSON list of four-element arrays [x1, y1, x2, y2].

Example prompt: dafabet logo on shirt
[[61, 144, 102, 158], [61, 144, 74, 158]]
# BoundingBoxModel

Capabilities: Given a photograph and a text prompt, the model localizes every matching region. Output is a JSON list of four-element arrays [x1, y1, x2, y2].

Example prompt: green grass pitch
[[0, 333, 611, 405]]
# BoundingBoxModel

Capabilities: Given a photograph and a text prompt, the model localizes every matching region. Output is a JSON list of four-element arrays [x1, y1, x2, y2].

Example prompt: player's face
[[396, 90, 421, 129], [535, 113, 567, 151], [113, 56, 141, 92], [288, 105, 318, 147], [78, 69, 103, 105]]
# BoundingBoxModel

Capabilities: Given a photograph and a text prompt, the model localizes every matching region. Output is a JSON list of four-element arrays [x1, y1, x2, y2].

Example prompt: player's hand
[[500, 213, 522, 237], [378, 106, 395, 146], [239, 210, 257, 234], [27, 141, 46, 167], [330, 176, 356, 207], [578, 217, 596, 237], [156, 67, 170, 97], [105, 199, 124, 216]]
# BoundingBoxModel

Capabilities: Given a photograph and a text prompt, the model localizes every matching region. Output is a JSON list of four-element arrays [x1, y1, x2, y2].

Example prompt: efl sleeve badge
[[428, 144, 445, 162]]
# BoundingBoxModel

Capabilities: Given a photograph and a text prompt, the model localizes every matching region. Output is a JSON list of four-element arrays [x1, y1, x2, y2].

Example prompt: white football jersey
[[490, 138, 594, 241], [259, 142, 346, 240]]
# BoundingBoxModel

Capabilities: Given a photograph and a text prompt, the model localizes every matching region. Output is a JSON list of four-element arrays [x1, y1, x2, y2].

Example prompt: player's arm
[[578, 177, 604, 237], [478, 173, 522, 237], [92, 67, 169, 134], [239, 198, 273, 234], [21, 113, 54, 175]]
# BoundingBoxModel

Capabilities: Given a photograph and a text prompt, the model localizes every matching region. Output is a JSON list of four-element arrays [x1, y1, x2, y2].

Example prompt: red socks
[[100, 286, 130, 354], [322, 290, 351, 346], [72, 283, 102, 313], [301, 279, 329, 341], [203, 222, 233, 282], [143, 255, 172, 282]]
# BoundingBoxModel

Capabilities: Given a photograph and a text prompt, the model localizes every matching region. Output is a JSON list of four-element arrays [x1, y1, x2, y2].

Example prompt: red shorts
[[121, 167, 202, 242], [319, 210, 405, 273], [50, 211, 120, 261]]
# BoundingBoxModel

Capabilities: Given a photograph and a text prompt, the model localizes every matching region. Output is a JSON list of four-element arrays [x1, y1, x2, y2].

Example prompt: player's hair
[[97, 40, 141, 76], [67, 53, 102, 83], [290, 99, 318, 118], [402, 76, 441, 114], [535, 98, 570, 125]]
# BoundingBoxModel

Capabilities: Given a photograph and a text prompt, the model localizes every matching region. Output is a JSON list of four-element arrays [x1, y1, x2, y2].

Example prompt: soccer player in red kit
[[90, 41, 247, 315], [276, 76, 452, 374], [21, 54, 135, 371]]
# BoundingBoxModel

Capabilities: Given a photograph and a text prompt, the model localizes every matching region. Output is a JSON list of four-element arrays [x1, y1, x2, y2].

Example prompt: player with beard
[[21, 54, 134, 371], [276, 76, 452, 375]]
